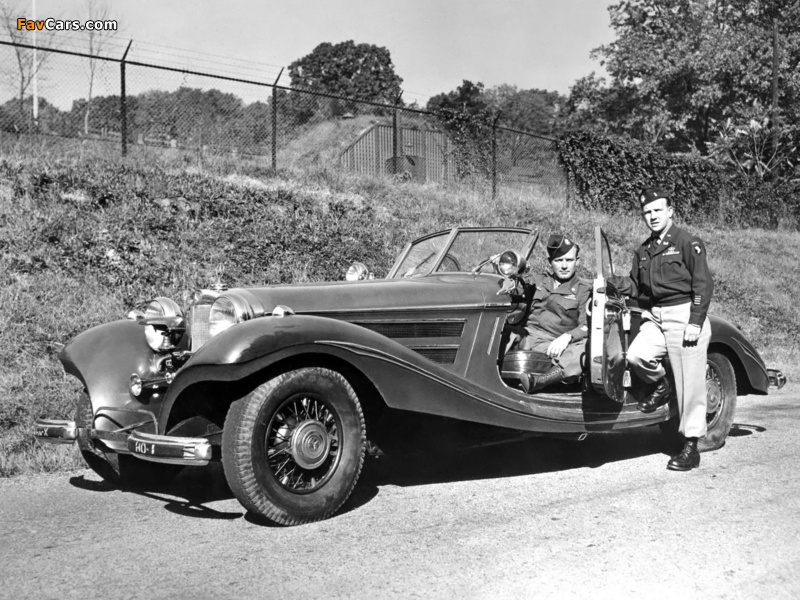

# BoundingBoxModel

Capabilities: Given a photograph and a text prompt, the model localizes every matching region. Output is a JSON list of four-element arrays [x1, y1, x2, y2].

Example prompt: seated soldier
[[518, 234, 591, 393]]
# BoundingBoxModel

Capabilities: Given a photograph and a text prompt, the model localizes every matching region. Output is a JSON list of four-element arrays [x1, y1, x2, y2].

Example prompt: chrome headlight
[[208, 294, 254, 337], [498, 250, 527, 277], [144, 297, 183, 319]]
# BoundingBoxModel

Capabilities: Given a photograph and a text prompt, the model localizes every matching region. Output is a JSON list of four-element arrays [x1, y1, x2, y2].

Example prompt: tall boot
[[667, 437, 700, 471], [519, 365, 564, 394], [637, 377, 673, 413]]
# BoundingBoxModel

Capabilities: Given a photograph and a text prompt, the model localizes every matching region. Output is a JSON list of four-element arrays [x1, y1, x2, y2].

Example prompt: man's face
[[641, 198, 673, 234], [549, 246, 579, 282]]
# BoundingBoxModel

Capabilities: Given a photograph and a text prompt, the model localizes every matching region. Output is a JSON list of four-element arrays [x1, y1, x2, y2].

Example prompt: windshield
[[390, 228, 533, 278]]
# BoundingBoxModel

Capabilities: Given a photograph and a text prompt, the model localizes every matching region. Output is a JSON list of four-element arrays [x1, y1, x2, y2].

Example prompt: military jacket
[[615, 224, 713, 327], [520, 271, 591, 340]]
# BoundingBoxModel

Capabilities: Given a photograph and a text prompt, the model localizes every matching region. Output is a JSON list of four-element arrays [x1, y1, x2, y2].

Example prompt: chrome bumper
[[768, 369, 787, 390], [127, 430, 212, 466], [34, 419, 78, 444]]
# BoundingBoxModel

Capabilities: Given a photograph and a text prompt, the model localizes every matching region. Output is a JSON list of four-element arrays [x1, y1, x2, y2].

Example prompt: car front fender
[[58, 320, 160, 428], [160, 315, 554, 434]]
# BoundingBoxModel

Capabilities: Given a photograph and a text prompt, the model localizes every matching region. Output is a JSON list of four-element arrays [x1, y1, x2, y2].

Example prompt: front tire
[[222, 367, 366, 525]]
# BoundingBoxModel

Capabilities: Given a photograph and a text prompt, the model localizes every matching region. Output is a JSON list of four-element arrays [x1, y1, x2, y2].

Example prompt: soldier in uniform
[[517, 234, 591, 394], [610, 186, 714, 471]]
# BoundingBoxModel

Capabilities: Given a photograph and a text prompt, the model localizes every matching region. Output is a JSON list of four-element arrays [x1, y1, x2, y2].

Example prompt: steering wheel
[[439, 253, 461, 272]]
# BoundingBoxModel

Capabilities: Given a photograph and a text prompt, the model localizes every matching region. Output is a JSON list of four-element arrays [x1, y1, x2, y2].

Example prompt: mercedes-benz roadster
[[35, 226, 785, 525]]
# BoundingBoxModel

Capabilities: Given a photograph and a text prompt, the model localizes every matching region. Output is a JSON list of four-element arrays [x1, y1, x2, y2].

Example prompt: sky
[[2, 0, 616, 108]]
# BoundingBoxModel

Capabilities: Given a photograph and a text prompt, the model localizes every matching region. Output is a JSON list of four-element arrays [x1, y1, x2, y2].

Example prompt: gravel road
[[2, 385, 798, 600]]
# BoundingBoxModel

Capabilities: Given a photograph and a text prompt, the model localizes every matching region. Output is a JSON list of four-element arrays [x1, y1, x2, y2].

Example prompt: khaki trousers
[[626, 303, 711, 438], [520, 331, 584, 379]]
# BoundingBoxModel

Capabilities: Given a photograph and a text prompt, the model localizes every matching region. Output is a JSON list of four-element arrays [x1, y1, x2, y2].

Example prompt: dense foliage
[[288, 41, 403, 106], [568, 0, 800, 168], [558, 130, 799, 228]]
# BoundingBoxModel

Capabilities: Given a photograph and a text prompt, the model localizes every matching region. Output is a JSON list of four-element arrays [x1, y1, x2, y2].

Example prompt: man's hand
[[684, 323, 702, 343], [547, 333, 572, 358]]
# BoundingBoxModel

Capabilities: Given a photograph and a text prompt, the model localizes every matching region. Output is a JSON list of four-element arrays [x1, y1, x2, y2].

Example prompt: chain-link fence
[[0, 40, 565, 198]]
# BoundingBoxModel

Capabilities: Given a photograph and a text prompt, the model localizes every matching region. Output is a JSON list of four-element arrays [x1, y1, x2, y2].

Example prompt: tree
[[569, 0, 800, 156], [426, 81, 496, 177], [0, 0, 58, 129], [81, 0, 118, 135], [288, 41, 403, 105], [484, 84, 566, 134]]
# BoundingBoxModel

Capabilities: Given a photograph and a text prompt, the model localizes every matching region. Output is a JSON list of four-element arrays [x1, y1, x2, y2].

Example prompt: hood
[[230, 273, 509, 316]]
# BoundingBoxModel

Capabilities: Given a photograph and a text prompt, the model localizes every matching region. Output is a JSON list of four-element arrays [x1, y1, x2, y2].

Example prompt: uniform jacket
[[613, 223, 713, 327], [521, 271, 591, 340]]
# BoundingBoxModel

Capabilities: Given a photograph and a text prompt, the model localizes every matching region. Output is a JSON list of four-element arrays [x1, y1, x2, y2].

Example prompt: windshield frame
[[387, 226, 535, 279]]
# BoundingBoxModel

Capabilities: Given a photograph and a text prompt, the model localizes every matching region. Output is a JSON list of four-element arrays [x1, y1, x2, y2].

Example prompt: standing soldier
[[611, 187, 714, 471]]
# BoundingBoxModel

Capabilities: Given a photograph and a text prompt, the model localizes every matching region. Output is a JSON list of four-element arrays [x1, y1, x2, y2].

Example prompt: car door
[[588, 226, 628, 402]]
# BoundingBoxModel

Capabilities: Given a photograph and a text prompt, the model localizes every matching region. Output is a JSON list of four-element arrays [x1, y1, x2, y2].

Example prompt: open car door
[[589, 226, 629, 402]]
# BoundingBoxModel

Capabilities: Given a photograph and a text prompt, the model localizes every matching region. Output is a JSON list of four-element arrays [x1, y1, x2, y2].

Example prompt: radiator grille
[[189, 303, 213, 351], [353, 320, 465, 338]]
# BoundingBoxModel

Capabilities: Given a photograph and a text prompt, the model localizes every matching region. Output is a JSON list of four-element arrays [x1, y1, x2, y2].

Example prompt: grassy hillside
[[1, 151, 797, 476]]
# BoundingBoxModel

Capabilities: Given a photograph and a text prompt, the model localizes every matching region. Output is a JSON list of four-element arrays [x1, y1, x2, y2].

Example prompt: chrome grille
[[189, 302, 213, 351]]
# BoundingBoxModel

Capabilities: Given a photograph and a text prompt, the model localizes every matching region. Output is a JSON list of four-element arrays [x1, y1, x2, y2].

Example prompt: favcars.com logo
[[17, 18, 118, 31]]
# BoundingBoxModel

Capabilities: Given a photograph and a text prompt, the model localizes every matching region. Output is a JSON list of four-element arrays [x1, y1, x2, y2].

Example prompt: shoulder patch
[[691, 241, 702, 254]]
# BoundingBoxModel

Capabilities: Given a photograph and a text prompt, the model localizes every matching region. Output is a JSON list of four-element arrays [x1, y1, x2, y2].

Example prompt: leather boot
[[637, 377, 673, 413], [667, 437, 700, 471], [520, 365, 564, 394]]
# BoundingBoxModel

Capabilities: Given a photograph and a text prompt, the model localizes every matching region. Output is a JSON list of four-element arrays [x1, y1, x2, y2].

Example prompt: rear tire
[[699, 352, 737, 452], [222, 367, 366, 525], [658, 353, 737, 453]]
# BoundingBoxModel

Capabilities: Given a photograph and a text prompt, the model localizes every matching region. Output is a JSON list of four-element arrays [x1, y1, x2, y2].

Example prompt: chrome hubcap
[[290, 420, 331, 470]]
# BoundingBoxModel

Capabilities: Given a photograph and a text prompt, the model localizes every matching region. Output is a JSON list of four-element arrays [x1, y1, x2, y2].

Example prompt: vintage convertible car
[[36, 226, 785, 525]]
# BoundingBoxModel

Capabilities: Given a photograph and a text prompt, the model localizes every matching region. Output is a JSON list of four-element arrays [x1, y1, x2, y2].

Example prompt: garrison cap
[[639, 186, 671, 207], [546, 234, 578, 260]]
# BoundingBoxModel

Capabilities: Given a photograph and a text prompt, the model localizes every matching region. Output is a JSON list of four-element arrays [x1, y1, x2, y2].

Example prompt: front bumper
[[34, 419, 78, 444], [127, 430, 213, 466], [34, 417, 214, 467], [768, 368, 787, 390]]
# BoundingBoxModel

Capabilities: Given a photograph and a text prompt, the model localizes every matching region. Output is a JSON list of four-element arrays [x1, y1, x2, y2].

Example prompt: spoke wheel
[[267, 395, 339, 492], [222, 367, 365, 526], [698, 352, 737, 452]]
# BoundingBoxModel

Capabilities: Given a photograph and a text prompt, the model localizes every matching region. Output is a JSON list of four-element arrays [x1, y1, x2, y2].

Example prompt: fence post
[[272, 68, 283, 171], [491, 121, 497, 199], [391, 92, 403, 175], [120, 40, 132, 157]]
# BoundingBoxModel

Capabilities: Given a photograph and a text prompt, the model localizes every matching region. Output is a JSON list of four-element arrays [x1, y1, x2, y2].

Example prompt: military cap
[[639, 186, 671, 207], [546, 234, 578, 260]]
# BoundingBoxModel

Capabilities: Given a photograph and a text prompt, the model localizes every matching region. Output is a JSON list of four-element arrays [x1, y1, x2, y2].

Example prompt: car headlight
[[208, 294, 254, 337], [144, 297, 183, 319], [498, 250, 527, 277]]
